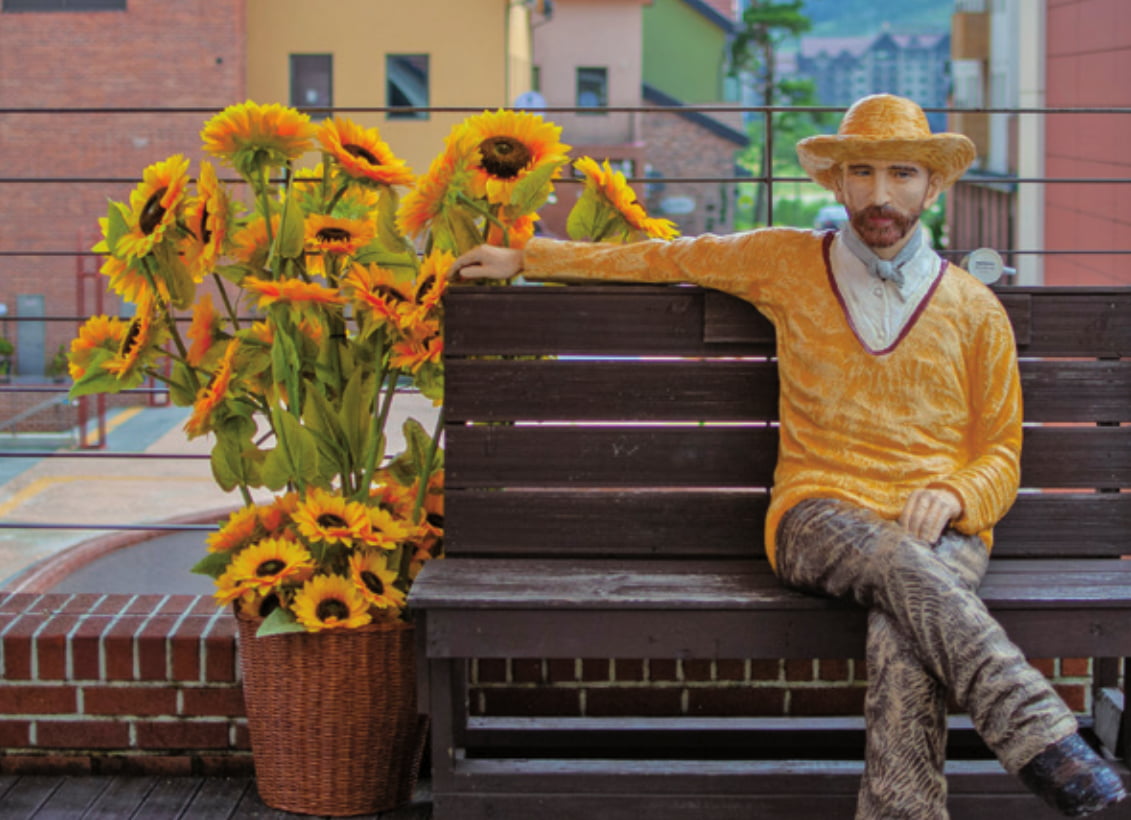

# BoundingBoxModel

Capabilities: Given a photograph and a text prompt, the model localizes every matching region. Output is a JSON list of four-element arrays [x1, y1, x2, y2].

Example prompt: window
[[576, 67, 608, 112], [3, 0, 124, 9], [386, 54, 429, 120], [290, 54, 333, 115]]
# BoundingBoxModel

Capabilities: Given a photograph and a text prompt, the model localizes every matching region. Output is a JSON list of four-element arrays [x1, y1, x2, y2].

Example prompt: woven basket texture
[[237, 614, 425, 816]]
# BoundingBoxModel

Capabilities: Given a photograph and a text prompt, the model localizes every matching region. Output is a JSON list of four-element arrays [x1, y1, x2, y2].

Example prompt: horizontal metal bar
[[2, 105, 1130, 115], [0, 522, 217, 532], [0, 450, 208, 460]]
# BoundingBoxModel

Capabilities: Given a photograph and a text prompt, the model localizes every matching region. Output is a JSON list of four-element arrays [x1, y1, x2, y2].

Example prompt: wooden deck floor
[[0, 775, 432, 819]]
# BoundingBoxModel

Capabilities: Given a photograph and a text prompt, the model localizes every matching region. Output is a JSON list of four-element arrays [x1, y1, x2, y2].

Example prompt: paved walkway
[[0, 394, 440, 593]]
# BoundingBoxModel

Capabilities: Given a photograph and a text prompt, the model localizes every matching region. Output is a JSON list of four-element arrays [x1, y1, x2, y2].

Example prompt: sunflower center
[[256, 559, 286, 577], [316, 598, 350, 622], [119, 319, 142, 357], [344, 143, 380, 165], [426, 512, 444, 529], [258, 594, 280, 619], [316, 227, 353, 244], [360, 570, 385, 595], [317, 512, 349, 529], [201, 205, 213, 246], [139, 187, 169, 235], [478, 136, 532, 179]]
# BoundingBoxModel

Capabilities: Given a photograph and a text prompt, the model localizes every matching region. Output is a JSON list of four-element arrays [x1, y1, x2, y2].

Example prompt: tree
[[730, 1, 812, 224]]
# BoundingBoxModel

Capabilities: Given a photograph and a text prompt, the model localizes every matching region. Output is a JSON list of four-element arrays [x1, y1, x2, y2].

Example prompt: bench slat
[[444, 490, 1131, 559], [445, 359, 1131, 424], [447, 425, 1131, 490], [446, 286, 1131, 358]]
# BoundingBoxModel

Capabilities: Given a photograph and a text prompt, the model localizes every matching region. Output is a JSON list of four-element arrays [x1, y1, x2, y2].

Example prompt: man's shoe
[[1018, 733, 1127, 817]]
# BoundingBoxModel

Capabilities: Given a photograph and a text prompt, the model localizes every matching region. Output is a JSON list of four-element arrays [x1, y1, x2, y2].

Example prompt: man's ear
[[923, 173, 944, 209], [830, 168, 847, 205]]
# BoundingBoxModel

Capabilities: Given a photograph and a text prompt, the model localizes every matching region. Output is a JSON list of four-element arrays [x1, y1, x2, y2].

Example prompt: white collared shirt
[[829, 226, 943, 351]]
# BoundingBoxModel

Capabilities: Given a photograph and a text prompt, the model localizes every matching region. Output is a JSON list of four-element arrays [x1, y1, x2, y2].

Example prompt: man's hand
[[898, 488, 962, 544], [451, 245, 525, 281]]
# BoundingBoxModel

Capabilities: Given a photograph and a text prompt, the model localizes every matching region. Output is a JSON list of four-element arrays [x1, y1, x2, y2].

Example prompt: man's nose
[[870, 176, 891, 206]]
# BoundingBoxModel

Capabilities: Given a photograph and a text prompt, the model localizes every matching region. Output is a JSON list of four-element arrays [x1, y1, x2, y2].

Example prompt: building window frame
[[386, 53, 430, 120], [290, 53, 333, 117], [576, 66, 608, 113]]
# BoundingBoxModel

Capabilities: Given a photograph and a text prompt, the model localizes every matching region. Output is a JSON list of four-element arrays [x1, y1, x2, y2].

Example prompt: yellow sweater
[[524, 228, 1023, 568]]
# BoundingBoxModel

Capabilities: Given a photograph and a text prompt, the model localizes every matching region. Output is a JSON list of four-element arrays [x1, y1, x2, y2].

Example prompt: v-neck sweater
[[523, 228, 1023, 569]]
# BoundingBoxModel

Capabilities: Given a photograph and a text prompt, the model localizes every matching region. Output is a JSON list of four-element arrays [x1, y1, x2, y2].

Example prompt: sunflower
[[292, 574, 372, 632], [342, 263, 413, 329], [115, 154, 192, 261], [487, 212, 538, 249], [243, 277, 343, 312], [184, 340, 240, 439], [462, 109, 571, 206], [207, 504, 262, 554], [293, 488, 371, 547], [68, 315, 128, 380], [348, 551, 406, 611], [230, 213, 280, 268], [305, 214, 376, 257], [361, 505, 413, 550], [572, 156, 680, 241], [201, 101, 316, 178], [317, 118, 415, 187], [183, 161, 230, 281], [258, 492, 300, 535], [226, 537, 315, 593], [395, 129, 479, 239], [390, 330, 442, 373], [99, 245, 169, 305], [186, 292, 221, 368], [103, 296, 167, 382], [411, 250, 453, 315]]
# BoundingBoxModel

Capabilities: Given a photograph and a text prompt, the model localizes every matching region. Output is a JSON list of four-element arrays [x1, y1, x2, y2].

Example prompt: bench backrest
[[443, 285, 1131, 561]]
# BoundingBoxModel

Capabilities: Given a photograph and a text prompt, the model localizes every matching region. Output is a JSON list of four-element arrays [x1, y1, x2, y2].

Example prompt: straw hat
[[797, 94, 976, 192]]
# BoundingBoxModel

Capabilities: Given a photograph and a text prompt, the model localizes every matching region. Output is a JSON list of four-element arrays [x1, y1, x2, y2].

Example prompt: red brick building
[[0, 0, 245, 378]]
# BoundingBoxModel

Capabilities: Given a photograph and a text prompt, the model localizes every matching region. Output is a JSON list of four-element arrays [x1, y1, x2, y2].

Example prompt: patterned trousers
[[776, 498, 1079, 820]]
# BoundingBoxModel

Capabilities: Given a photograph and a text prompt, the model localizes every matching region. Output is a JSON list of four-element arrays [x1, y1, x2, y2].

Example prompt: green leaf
[[566, 190, 609, 242], [414, 362, 444, 403], [104, 200, 131, 253], [507, 158, 566, 218], [190, 550, 233, 579], [214, 263, 253, 286], [210, 430, 250, 492], [255, 606, 309, 637], [352, 245, 416, 270], [168, 362, 197, 407], [68, 350, 132, 398], [446, 207, 485, 256], [402, 417, 433, 478], [340, 368, 373, 457], [276, 186, 306, 260], [153, 242, 196, 309], [265, 407, 323, 490], [376, 187, 411, 254], [303, 388, 348, 477]]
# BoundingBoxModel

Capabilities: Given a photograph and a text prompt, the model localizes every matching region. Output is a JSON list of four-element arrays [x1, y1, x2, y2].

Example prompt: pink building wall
[[1043, 0, 1131, 285]]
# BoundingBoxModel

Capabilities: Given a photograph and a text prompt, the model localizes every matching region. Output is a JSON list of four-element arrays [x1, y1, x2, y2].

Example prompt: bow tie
[[871, 259, 905, 288]]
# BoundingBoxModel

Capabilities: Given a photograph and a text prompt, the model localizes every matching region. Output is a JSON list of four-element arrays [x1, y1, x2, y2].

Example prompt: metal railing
[[1, 102, 1128, 572]]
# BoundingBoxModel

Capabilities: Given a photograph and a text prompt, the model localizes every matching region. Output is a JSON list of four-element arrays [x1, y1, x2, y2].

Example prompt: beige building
[[245, 0, 538, 175]]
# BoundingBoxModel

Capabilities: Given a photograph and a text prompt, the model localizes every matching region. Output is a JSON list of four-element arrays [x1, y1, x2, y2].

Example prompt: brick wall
[[0, 590, 1095, 775], [642, 110, 743, 236], [468, 655, 1094, 719], [0, 592, 249, 776], [0, 0, 246, 374]]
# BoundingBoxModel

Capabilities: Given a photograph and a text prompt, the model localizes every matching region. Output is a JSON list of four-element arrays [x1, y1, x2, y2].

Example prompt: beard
[[849, 204, 921, 249]]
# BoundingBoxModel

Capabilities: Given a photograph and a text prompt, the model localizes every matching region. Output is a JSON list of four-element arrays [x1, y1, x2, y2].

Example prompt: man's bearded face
[[837, 160, 934, 251]]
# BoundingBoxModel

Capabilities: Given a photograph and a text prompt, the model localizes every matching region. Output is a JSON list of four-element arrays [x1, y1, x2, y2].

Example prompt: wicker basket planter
[[236, 613, 426, 816]]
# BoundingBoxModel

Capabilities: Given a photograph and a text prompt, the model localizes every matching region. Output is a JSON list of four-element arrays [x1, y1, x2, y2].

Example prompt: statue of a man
[[453, 94, 1127, 819]]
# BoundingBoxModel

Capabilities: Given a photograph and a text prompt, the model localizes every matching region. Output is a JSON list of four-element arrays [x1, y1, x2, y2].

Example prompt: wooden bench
[[411, 283, 1131, 819]]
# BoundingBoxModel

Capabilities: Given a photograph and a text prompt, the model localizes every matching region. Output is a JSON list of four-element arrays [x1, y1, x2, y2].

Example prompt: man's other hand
[[899, 488, 962, 544], [451, 245, 525, 281]]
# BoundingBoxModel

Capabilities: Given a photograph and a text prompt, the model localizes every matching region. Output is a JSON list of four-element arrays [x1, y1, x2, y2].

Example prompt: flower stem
[[211, 272, 241, 331], [411, 408, 445, 523]]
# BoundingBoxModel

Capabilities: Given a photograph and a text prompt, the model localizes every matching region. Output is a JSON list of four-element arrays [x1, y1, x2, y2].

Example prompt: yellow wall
[[246, 0, 533, 176]]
